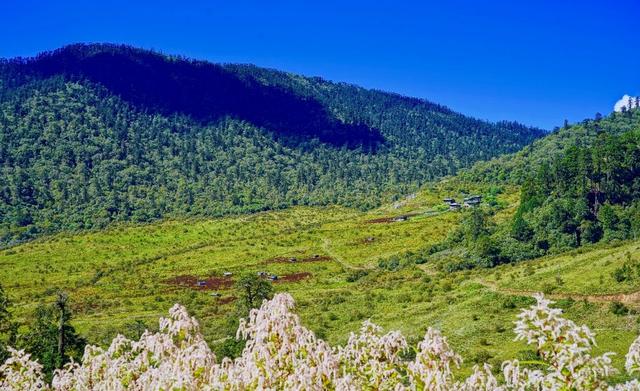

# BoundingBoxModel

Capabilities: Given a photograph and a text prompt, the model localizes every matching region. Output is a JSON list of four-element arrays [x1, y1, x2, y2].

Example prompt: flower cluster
[[2, 293, 640, 390]]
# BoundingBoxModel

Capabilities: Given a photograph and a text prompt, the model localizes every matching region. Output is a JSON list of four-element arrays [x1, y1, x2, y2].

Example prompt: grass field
[[2, 180, 640, 376]]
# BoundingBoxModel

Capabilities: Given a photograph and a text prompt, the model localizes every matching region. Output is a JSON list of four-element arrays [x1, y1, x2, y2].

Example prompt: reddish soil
[[364, 213, 417, 224], [217, 296, 237, 305], [164, 275, 234, 290], [263, 255, 331, 264], [273, 272, 312, 283]]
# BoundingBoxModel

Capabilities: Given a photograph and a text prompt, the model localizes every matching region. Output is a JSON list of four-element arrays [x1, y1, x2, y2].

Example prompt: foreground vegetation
[[4, 292, 640, 390], [1, 44, 640, 390], [2, 178, 640, 382]]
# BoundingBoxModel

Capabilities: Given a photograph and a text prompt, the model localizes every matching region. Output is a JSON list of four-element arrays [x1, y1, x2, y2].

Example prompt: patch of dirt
[[217, 296, 237, 305], [164, 275, 234, 291], [263, 255, 331, 264], [478, 280, 640, 304], [273, 272, 312, 283], [364, 213, 417, 224]]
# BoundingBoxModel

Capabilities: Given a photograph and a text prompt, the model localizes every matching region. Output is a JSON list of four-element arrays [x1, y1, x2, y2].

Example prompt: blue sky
[[1, 0, 639, 129]]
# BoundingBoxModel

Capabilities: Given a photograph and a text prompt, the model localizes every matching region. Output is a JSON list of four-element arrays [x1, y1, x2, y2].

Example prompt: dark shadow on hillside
[[18, 44, 385, 150]]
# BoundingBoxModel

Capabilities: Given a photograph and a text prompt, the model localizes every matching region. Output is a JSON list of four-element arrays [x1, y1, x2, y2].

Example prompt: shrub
[[346, 270, 369, 282], [613, 263, 634, 283], [4, 293, 640, 389], [471, 349, 494, 364], [610, 301, 630, 316]]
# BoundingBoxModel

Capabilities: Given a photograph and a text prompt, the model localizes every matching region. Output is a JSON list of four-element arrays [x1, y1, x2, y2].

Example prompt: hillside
[[0, 43, 544, 246], [461, 108, 640, 183], [1, 106, 640, 383], [2, 178, 640, 377]]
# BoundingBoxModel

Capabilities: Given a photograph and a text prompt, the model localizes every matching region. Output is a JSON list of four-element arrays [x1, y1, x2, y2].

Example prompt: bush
[[613, 263, 634, 283], [346, 270, 369, 282], [378, 257, 401, 271], [470, 349, 494, 364], [610, 301, 630, 316], [5, 293, 640, 389]]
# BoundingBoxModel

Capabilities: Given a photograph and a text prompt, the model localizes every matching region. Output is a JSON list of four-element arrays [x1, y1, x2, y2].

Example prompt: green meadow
[[2, 180, 640, 376]]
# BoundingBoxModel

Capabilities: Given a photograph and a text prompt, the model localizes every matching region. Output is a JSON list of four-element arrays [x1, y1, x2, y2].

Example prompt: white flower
[[3, 292, 640, 390]]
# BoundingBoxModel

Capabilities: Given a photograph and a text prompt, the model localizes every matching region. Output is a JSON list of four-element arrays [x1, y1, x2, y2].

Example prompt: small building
[[392, 216, 407, 222], [449, 202, 462, 211], [443, 198, 455, 204], [461, 195, 482, 208], [223, 272, 233, 277], [196, 280, 206, 287], [257, 271, 268, 277], [210, 292, 222, 297], [289, 257, 297, 263], [269, 275, 278, 281]]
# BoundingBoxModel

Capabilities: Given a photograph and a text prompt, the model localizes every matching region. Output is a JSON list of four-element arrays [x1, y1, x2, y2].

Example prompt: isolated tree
[[235, 274, 274, 315], [0, 284, 16, 362], [462, 207, 492, 242], [19, 291, 86, 381], [0, 285, 10, 332], [55, 291, 68, 367]]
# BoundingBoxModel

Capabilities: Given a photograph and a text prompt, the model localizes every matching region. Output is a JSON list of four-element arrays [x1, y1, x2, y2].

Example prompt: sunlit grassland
[[1, 180, 640, 374], [482, 241, 640, 295]]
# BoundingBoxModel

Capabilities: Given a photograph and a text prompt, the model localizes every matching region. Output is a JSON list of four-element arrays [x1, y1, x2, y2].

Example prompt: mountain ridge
[[0, 43, 545, 245]]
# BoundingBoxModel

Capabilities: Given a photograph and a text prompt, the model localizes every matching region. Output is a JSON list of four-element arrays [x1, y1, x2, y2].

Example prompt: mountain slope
[[1, 177, 639, 374], [0, 43, 544, 245], [462, 109, 640, 183]]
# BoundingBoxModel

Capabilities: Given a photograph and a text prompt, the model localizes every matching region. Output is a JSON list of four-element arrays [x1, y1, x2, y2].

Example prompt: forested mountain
[[442, 108, 640, 269], [0, 43, 544, 245], [462, 109, 640, 184]]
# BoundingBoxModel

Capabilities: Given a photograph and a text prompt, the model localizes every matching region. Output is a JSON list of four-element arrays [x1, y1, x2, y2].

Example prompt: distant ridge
[[0, 43, 545, 245]]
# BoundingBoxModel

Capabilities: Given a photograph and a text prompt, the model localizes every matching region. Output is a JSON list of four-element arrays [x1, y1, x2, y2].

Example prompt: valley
[[0, 43, 639, 388], [2, 178, 640, 376]]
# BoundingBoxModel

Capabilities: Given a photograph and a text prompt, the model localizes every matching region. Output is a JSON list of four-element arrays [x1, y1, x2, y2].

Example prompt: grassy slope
[[1, 180, 640, 376]]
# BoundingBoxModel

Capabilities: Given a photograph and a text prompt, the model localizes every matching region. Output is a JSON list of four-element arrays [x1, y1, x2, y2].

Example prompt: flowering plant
[[2, 293, 640, 390]]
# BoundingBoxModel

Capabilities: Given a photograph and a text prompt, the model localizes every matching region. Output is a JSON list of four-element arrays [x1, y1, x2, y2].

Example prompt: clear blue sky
[[1, 0, 639, 129]]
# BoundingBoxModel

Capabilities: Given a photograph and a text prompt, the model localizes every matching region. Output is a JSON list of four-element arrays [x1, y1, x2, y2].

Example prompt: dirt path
[[476, 279, 640, 304], [320, 238, 369, 271]]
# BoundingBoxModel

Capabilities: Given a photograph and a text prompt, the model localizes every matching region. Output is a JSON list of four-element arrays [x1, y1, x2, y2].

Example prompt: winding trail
[[320, 237, 368, 272], [476, 279, 640, 304]]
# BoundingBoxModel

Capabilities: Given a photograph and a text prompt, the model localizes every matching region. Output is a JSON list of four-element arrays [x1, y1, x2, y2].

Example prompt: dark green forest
[[445, 108, 640, 270], [0, 44, 544, 245], [462, 108, 640, 184], [513, 117, 640, 252]]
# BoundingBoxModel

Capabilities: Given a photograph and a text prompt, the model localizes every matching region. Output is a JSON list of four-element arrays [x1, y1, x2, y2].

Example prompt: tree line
[[0, 44, 543, 246]]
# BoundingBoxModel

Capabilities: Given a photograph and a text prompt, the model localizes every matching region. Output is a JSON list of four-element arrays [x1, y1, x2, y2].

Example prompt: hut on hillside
[[463, 195, 482, 208], [448, 202, 462, 211]]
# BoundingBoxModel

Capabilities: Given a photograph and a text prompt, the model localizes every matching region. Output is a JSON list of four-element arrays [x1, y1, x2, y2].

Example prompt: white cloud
[[614, 94, 638, 112]]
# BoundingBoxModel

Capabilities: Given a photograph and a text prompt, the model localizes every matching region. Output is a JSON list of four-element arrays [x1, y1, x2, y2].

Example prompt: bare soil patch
[[165, 275, 234, 290], [274, 272, 312, 283], [217, 296, 237, 305], [263, 255, 331, 264], [365, 213, 417, 224]]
